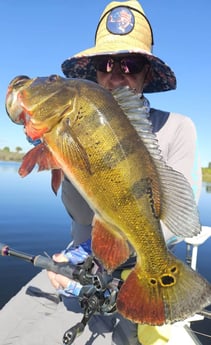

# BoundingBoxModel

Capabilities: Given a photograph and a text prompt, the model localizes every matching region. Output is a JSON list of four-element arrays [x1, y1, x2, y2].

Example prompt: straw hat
[[61, 0, 176, 93]]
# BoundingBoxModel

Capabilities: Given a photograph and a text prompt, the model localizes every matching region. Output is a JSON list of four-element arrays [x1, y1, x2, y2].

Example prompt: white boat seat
[[185, 226, 211, 270]]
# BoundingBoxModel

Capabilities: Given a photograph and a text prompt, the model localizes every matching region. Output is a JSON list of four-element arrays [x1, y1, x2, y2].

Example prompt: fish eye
[[9, 75, 30, 88], [48, 74, 60, 82]]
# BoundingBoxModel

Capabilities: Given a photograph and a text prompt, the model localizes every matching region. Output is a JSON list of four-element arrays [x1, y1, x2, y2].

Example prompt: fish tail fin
[[117, 254, 211, 325]]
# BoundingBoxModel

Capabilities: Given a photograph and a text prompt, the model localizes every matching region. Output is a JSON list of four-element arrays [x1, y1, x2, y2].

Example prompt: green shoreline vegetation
[[0, 147, 211, 182], [202, 167, 211, 183], [0, 147, 25, 162]]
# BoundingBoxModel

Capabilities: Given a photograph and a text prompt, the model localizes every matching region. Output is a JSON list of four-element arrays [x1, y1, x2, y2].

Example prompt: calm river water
[[0, 161, 211, 344], [0, 161, 70, 308]]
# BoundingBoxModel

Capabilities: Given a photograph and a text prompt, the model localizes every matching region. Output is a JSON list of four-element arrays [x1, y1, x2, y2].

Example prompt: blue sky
[[0, 0, 210, 166]]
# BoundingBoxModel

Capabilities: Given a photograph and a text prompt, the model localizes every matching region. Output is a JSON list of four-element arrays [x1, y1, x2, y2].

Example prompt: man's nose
[[111, 62, 123, 75]]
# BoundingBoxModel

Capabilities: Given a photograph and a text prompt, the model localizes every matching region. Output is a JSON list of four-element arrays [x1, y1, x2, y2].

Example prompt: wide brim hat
[[61, 0, 176, 93]]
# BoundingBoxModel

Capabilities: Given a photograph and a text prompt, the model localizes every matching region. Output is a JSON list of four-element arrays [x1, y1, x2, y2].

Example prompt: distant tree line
[[1, 146, 23, 153], [0, 146, 24, 162]]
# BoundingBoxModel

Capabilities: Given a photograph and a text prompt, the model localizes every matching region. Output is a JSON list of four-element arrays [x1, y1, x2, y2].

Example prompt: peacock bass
[[5, 75, 211, 325]]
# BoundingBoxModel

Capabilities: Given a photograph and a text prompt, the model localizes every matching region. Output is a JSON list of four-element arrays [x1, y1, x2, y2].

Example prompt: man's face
[[95, 55, 149, 93]]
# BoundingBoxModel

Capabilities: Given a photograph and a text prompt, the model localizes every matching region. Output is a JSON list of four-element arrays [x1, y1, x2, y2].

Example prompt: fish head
[[6, 75, 32, 125], [5, 74, 76, 140]]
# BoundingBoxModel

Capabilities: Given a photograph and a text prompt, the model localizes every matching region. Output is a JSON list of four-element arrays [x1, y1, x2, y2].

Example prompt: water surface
[[0, 161, 70, 307]]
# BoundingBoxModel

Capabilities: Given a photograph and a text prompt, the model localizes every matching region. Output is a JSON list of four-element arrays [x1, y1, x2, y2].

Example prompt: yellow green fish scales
[[5, 75, 211, 325]]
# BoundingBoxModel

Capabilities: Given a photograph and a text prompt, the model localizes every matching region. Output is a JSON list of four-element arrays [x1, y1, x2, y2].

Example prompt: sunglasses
[[93, 55, 147, 75]]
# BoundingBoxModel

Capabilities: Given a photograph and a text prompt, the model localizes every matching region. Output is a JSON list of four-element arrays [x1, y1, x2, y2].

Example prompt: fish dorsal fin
[[112, 87, 201, 238]]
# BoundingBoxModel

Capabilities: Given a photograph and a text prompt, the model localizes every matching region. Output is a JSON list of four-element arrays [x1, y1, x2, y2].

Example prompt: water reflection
[[198, 182, 211, 227], [0, 160, 21, 173], [0, 161, 71, 233], [206, 183, 211, 193]]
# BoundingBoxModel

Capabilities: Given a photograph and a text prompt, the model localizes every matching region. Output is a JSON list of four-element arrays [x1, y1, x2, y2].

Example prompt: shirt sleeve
[[156, 113, 202, 202]]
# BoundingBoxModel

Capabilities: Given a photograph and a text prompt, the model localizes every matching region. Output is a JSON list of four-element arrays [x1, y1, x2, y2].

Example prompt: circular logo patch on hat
[[107, 7, 134, 35]]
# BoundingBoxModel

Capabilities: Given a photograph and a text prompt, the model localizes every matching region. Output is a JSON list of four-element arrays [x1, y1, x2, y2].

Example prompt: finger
[[54, 274, 70, 289], [52, 253, 68, 263]]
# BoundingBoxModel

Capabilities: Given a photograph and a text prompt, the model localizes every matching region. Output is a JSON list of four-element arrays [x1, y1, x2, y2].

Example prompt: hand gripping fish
[[5, 75, 211, 325]]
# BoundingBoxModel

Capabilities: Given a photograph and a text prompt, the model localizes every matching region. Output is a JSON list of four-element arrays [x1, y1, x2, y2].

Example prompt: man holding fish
[[3, 1, 209, 345], [47, 1, 203, 342]]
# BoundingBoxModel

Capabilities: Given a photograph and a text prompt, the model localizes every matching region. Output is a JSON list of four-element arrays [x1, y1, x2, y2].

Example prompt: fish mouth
[[5, 74, 62, 125], [5, 75, 31, 125], [5, 74, 66, 140]]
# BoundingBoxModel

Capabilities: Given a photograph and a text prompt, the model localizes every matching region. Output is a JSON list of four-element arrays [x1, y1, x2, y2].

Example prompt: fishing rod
[[1, 242, 211, 344], [0, 242, 122, 297], [0, 242, 95, 285], [0, 242, 121, 344]]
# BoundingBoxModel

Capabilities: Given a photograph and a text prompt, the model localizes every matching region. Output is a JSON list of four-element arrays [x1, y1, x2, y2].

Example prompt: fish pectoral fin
[[117, 254, 211, 325], [58, 119, 92, 174], [92, 216, 130, 271], [19, 143, 61, 176]]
